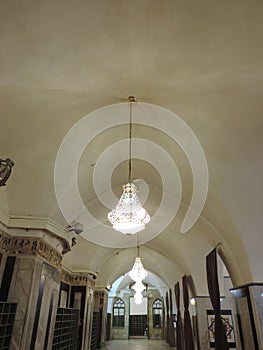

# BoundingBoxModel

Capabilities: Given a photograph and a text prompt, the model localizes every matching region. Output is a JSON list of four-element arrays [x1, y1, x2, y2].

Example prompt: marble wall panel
[[195, 296, 211, 350], [83, 288, 94, 350], [8, 257, 60, 350], [237, 296, 255, 350], [31, 263, 60, 350], [0, 252, 7, 285], [249, 285, 263, 349], [8, 256, 42, 350]]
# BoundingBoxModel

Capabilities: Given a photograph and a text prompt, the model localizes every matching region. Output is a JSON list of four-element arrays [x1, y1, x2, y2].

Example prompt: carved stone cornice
[[61, 270, 95, 288], [0, 214, 71, 254], [0, 232, 62, 268]]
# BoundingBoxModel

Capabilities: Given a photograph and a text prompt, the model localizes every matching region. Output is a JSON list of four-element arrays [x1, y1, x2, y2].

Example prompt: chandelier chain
[[128, 98, 133, 184], [107, 95, 150, 235]]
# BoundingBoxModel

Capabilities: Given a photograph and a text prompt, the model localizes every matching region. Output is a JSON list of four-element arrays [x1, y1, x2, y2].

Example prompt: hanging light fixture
[[132, 281, 145, 305], [107, 96, 150, 235], [129, 235, 147, 304], [129, 256, 148, 283], [129, 234, 147, 282], [129, 235, 148, 283]]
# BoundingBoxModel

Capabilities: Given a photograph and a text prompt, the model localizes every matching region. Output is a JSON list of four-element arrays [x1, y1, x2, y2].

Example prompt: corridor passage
[[106, 339, 174, 350]]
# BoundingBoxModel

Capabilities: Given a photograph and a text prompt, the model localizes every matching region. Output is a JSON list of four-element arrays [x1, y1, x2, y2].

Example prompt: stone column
[[60, 270, 95, 350], [249, 284, 263, 349], [231, 283, 263, 350], [100, 289, 109, 348], [148, 296, 153, 339], [0, 230, 69, 350], [83, 288, 94, 350], [93, 289, 108, 348], [195, 296, 212, 350]]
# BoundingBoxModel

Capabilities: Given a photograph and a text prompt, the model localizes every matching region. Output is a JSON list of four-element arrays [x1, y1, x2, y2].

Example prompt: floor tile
[[106, 339, 174, 349]]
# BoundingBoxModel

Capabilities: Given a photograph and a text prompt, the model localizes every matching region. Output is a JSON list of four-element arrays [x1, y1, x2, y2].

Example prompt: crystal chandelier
[[132, 281, 145, 305], [129, 237, 147, 304], [107, 96, 150, 234], [129, 256, 148, 282]]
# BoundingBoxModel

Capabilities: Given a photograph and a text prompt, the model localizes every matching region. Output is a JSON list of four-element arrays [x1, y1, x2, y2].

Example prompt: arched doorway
[[107, 272, 166, 341]]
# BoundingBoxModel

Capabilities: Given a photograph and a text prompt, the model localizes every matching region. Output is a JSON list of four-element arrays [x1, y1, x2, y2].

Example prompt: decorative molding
[[230, 282, 263, 291], [0, 210, 9, 228], [61, 270, 95, 288], [0, 214, 71, 253], [0, 232, 62, 268]]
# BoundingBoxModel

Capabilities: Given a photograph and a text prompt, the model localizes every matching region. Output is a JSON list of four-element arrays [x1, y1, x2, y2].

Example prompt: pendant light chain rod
[[128, 101, 132, 183], [128, 96, 135, 184], [107, 95, 150, 235]]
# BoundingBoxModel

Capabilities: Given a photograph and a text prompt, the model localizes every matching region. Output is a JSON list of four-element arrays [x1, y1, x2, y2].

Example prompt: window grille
[[112, 299, 125, 328], [153, 299, 162, 328]]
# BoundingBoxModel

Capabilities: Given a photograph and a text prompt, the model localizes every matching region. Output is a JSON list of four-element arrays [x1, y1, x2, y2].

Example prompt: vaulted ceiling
[[0, 0, 262, 295]]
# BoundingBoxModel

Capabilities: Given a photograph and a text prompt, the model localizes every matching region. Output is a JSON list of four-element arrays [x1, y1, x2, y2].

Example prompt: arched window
[[113, 298, 125, 328], [153, 299, 162, 328]]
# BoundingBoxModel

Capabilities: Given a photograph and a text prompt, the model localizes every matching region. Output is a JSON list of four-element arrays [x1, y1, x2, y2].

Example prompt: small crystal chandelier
[[132, 281, 145, 305], [129, 237, 147, 304], [107, 96, 150, 235], [129, 256, 148, 282]]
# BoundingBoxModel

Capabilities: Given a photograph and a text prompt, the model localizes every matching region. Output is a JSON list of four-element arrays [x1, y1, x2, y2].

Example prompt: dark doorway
[[129, 315, 148, 337]]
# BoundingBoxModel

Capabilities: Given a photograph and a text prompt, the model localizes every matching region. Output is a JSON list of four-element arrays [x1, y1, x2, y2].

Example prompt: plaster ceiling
[[0, 0, 263, 294]]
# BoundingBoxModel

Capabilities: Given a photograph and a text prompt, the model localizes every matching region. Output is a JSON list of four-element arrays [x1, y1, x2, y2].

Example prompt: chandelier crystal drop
[[107, 96, 150, 234], [132, 280, 145, 293], [134, 291, 144, 305]]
